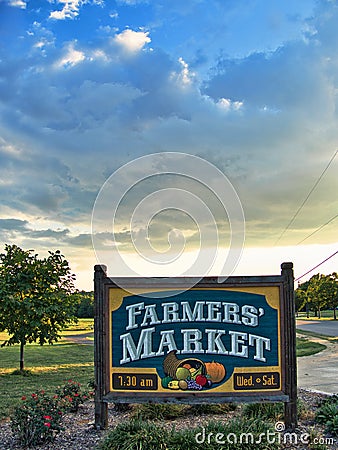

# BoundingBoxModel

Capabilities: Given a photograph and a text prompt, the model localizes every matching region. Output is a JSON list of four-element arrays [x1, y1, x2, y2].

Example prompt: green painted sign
[[109, 286, 282, 395], [95, 264, 298, 430]]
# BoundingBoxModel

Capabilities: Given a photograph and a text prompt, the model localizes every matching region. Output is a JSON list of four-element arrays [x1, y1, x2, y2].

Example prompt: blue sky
[[0, 0, 337, 289]]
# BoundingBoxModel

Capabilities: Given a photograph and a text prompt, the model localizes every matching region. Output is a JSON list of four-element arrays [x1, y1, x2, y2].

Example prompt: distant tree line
[[74, 290, 94, 318], [295, 272, 338, 319]]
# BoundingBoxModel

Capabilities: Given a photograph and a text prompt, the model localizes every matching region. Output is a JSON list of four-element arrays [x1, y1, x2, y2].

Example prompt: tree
[[75, 291, 94, 318], [306, 273, 331, 318], [321, 272, 338, 320], [0, 244, 78, 371], [295, 280, 311, 317]]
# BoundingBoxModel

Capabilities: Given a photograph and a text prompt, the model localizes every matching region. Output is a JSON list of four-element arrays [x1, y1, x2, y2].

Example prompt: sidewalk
[[297, 320, 338, 394]]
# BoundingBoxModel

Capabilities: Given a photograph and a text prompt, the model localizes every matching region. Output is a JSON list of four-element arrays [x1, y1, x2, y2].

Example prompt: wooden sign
[[94, 263, 297, 430]]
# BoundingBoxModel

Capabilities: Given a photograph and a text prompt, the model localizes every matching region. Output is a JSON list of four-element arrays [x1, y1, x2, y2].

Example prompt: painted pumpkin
[[205, 361, 226, 383]]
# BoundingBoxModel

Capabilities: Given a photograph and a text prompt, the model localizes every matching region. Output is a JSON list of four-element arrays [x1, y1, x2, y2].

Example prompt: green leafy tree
[[295, 280, 311, 317], [306, 273, 331, 318], [295, 287, 307, 314], [321, 273, 338, 320], [0, 244, 77, 371], [75, 291, 94, 318]]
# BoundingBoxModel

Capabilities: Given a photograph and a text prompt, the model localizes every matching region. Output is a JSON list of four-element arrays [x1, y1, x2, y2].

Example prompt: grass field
[[0, 342, 94, 420], [0, 318, 94, 342], [0, 319, 94, 420]]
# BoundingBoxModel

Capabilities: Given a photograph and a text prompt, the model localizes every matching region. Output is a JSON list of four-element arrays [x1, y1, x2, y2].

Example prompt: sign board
[[94, 263, 297, 429]]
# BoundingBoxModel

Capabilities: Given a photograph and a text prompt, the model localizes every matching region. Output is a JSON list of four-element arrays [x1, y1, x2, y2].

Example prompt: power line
[[296, 213, 338, 245], [274, 149, 337, 246], [295, 249, 338, 281]]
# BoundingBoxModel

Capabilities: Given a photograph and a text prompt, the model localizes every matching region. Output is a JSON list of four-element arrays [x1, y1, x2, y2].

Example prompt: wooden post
[[94, 264, 108, 430], [282, 262, 297, 429]]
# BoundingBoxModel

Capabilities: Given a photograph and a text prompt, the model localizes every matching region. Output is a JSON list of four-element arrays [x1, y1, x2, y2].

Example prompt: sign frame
[[94, 263, 297, 430]]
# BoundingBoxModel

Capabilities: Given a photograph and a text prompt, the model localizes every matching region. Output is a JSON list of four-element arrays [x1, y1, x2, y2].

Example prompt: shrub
[[113, 403, 132, 413], [172, 417, 277, 450], [187, 418, 278, 450], [98, 417, 277, 450], [97, 419, 169, 450], [131, 403, 188, 420], [242, 400, 307, 422], [11, 390, 64, 447], [315, 395, 338, 436], [188, 403, 236, 416], [131, 403, 236, 421], [56, 379, 93, 412], [242, 402, 284, 421]]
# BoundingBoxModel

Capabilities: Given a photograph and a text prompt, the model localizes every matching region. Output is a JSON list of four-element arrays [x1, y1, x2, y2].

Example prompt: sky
[[0, 0, 337, 291]]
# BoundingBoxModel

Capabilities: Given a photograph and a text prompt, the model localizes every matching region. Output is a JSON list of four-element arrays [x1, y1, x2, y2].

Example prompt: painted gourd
[[205, 361, 226, 383]]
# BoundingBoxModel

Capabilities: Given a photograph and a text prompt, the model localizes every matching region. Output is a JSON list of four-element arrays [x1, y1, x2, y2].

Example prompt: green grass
[[0, 342, 93, 420], [242, 399, 307, 421], [0, 318, 94, 342], [296, 329, 338, 342], [131, 403, 235, 421], [296, 337, 327, 357], [60, 318, 94, 336], [98, 418, 277, 450]]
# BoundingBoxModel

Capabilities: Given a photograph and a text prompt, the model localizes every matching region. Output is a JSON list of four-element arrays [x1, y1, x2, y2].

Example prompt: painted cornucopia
[[162, 350, 226, 391]]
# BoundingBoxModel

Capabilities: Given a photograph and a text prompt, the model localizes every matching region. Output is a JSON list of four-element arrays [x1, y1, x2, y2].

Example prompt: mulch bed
[[0, 389, 336, 449]]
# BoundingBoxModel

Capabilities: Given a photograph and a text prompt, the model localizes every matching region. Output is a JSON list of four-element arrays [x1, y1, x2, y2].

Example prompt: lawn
[[296, 337, 327, 357], [0, 318, 94, 342], [60, 318, 94, 336], [0, 320, 94, 420]]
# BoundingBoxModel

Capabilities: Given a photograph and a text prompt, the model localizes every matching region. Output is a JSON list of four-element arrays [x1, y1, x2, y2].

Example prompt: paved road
[[296, 320, 338, 394], [296, 319, 338, 337], [62, 332, 94, 345], [297, 340, 338, 394]]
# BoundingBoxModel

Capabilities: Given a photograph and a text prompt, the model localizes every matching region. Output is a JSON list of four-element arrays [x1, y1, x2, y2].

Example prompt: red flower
[[40, 390, 45, 395], [21, 396, 27, 401], [43, 415, 52, 420], [44, 422, 51, 428], [74, 393, 79, 397], [31, 393, 38, 399]]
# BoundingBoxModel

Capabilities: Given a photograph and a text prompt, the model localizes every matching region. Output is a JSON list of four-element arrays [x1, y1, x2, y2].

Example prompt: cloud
[[49, 0, 84, 20], [203, 43, 332, 122], [0, 0, 337, 262], [48, 0, 104, 20], [116, 0, 149, 4], [54, 42, 86, 68], [0, 217, 95, 251], [0, 218, 28, 231], [114, 29, 151, 53], [6, 0, 26, 8]]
